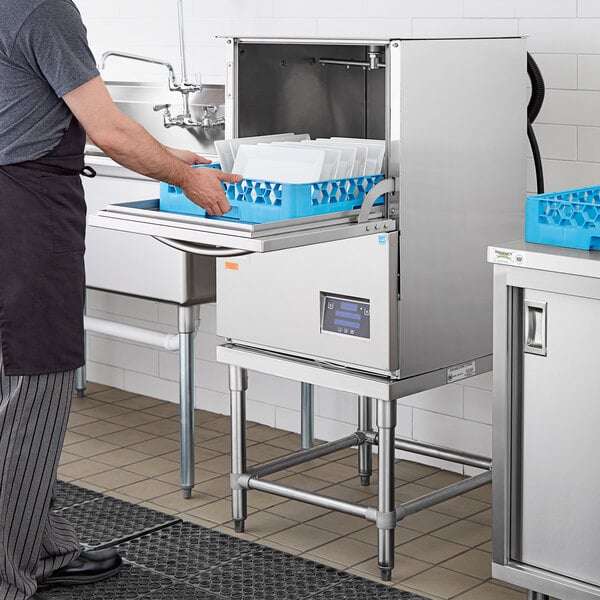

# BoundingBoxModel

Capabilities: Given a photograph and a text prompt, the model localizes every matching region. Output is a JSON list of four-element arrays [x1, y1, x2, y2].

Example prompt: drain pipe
[[84, 316, 180, 351]]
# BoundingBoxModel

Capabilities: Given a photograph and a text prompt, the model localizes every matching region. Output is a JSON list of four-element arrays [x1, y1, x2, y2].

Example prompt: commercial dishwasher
[[90, 36, 527, 578]]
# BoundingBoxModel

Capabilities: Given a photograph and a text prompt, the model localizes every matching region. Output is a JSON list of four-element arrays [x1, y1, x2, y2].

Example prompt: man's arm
[[63, 76, 240, 216]]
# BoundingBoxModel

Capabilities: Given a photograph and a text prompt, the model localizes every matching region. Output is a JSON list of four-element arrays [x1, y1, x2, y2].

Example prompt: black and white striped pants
[[0, 341, 81, 600]]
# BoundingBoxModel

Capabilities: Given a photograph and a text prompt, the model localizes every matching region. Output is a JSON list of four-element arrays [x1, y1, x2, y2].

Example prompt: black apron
[[0, 117, 95, 376]]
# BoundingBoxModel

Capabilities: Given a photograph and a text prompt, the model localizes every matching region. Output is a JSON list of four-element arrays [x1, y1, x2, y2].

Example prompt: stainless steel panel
[[216, 233, 398, 375], [493, 563, 600, 600], [520, 288, 600, 588], [393, 38, 526, 378], [236, 44, 383, 139]]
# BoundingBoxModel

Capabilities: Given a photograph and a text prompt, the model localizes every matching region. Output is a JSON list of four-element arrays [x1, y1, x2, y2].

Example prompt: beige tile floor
[[58, 382, 529, 600]]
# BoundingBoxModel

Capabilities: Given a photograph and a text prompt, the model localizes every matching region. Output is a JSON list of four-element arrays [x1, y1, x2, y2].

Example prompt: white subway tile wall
[[78, 0, 600, 472], [579, 54, 600, 89]]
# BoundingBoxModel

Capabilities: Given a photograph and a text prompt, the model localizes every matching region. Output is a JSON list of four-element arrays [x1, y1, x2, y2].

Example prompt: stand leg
[[377, 398, 396, 581], [300, 382, 314, 450], [230, 365, 248, 533], [358, 395, 373, 486], [528, 593, 550, 600], [178, 306, 196, 499], [76, 298, 87, 398], [75, 364, 86, 398]]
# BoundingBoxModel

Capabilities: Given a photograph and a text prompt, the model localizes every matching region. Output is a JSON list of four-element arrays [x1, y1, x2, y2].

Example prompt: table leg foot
[[234, 519, 245, 533]]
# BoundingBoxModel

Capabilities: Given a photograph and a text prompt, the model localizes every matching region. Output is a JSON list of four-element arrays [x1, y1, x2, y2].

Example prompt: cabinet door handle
[[524, 300, 547, 356]]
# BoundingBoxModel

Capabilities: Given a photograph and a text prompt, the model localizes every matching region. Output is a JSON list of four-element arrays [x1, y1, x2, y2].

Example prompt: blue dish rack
[[159, 164, 384, 224], [525, 186, 600, 250]]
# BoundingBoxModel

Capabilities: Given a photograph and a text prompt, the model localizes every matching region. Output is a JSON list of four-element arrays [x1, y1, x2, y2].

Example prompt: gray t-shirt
[[0, 0, 99, 164]]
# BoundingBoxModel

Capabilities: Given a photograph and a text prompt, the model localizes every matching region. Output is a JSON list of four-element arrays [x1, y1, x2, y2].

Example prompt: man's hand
[[180, 167, 242, 216]]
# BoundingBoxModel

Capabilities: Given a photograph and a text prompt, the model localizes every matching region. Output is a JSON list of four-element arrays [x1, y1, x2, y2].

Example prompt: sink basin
[[101, 80, 225, 156]]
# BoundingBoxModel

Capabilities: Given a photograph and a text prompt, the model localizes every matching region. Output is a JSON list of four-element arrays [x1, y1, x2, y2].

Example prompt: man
[[0, 1, 241, 599]]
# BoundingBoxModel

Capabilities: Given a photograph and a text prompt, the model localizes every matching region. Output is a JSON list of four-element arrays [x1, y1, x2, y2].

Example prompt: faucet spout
[[99, 51, 178, 88], [100, 48, 221, 130]]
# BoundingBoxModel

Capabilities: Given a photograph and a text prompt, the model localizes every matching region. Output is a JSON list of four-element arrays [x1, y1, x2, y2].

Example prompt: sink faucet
[[99, 51, 180, 89], [100, 2, 223, 129], [100, 51, 222, 129]]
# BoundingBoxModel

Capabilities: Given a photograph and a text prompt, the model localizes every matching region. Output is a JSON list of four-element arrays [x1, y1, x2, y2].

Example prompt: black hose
[[527, 53, 545, 123], [527, 121, 544, 195], [526, 52, 545, 193]]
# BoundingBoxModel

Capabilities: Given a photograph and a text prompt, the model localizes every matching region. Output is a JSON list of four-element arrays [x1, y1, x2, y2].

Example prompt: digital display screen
[[321, 295, 370, 339]]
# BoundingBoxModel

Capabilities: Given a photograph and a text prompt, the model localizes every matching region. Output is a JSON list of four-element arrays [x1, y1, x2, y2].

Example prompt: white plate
[[300, 140, 356, 179], [229, 133, 310, 161], [232, 145, 325, 183], [330, 138, 385, 174], [268, 142, 341, 181], [214, 139, 235, 173]]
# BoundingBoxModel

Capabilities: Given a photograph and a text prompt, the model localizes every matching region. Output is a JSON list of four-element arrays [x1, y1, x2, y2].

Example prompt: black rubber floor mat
[[188, 545, 350, 600], [118, 521, 256, 578], [53, 480, 105, 511], [57, 494, 181, 549], [37, 562, 173, 600], [140, 580, 222, 600], [49, 482, 431, 600]]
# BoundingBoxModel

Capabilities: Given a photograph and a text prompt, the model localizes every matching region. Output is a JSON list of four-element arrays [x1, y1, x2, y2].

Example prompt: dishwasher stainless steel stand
[[222, 344, 492, 581]]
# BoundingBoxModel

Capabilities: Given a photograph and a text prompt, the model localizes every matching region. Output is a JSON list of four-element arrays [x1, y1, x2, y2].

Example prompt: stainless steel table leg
[[75, 298, 87, 398], [178, 305, 195, 499], [528, 593, 550, 600], [301, 382, 314, 450], [230, 365, 248, 533], [358, 395, 373, 485], [75, 364, 86, 398], [377, 397, 397, 581]]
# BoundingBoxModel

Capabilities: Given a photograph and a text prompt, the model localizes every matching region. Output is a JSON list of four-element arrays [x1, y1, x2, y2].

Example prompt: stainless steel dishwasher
[[90, 36, 527, 578]]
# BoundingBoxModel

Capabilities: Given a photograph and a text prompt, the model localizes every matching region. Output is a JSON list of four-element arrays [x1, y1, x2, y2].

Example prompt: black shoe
[[38, 548, 122, 589]]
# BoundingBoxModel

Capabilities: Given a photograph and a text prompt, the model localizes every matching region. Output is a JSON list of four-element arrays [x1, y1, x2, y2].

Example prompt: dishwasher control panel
[[321, 294, 370, 339]]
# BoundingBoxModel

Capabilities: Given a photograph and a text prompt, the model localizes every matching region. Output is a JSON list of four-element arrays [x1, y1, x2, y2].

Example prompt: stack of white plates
[[219, 134, 385, 183]]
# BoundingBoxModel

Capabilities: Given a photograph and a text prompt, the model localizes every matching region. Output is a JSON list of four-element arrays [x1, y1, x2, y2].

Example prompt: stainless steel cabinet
[[490, 241, 600, 600]]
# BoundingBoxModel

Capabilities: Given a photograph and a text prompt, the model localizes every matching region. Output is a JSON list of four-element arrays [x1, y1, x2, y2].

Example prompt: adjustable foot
[[360, 475, 371, 486], [380, 568, 391, 581], [234, 519, 245, 533], [182, 487, 192, 499], [76, 389, 85, 398]]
